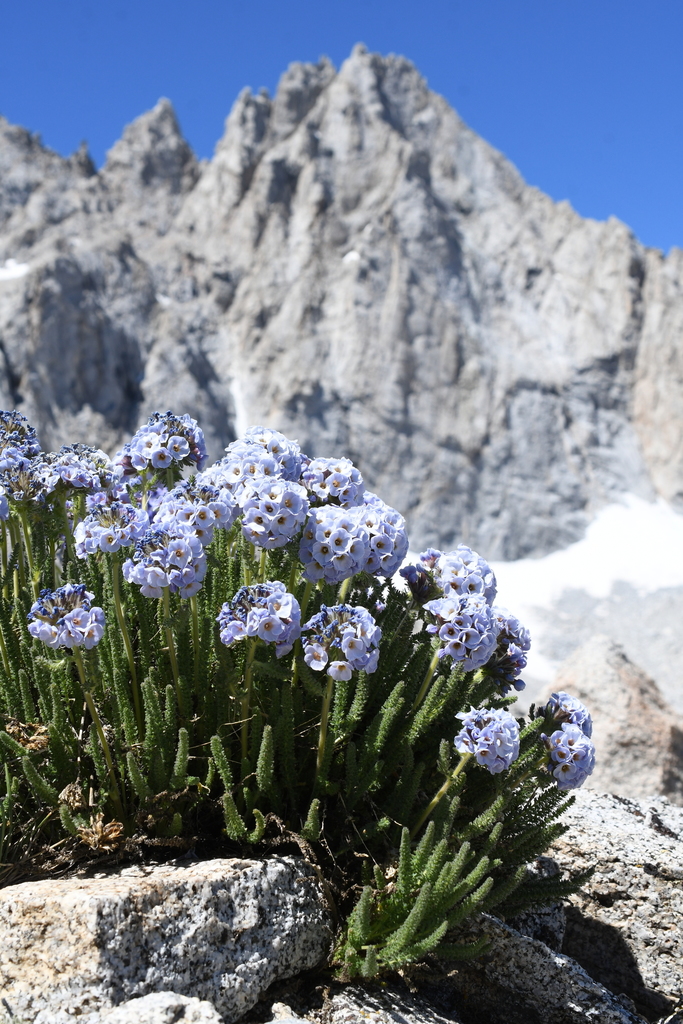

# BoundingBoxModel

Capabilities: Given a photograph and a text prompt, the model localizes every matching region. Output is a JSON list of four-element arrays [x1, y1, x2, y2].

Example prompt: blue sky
[[3, 1, 682, 252]]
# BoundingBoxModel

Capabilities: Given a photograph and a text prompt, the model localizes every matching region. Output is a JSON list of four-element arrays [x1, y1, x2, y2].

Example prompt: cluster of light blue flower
[[123, 523, 207, 598], [401, 547, 531, 692], [302, 456, 365, 507], [217, 582, 301, 658], [27, 584, 105, 650], [241, 479, 309, 549], [302, 604, 381, 680], [542, 691, 595, 790], [115, 411, 207, 476], [454, 707, 520, 774], [74, 501, 149, 556]]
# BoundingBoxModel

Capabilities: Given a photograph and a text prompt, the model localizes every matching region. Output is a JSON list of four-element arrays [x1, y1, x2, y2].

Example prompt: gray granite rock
[[446, 913, 648, 1024], [1, 46, 682, 559], [30, 992, 225, 1024], [0, 856, 332, 1024], [507, 856, 566, 951], [550, 790, 683, 1020], [315, 986, 462, 1023]]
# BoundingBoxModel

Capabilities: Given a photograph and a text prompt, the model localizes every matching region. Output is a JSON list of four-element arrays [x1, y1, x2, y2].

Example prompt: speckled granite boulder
[[31, 992, 225, 1024], [446, 913, 647, 1024], [550, 790, 683, 1020], [0, 856, 332, 1024], [263, 988, 463, 1024]]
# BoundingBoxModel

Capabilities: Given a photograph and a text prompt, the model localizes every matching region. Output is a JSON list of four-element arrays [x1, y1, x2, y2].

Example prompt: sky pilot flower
[[217, 581, 301, 657], [28, 584, 105, 650], [302, 603, 381, 678], [543, 723, 596, 790], [455, 706, 520, 773]]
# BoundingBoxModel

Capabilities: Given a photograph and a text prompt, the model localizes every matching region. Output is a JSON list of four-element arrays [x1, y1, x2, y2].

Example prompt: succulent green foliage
[[0, 471, 587, 974]]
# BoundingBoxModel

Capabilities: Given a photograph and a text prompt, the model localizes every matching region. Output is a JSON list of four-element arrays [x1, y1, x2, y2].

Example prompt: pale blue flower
[[299, 505, 370, 583], [455, 707, 520, 774], [424, 594, 499, 671], [544, 692, 593, 738], [301, 456, 364, 507], [28, 584, 105, 650], [544, 723, 596, 790], [217, 581, 301, 657], [302, 604, 381, 678]]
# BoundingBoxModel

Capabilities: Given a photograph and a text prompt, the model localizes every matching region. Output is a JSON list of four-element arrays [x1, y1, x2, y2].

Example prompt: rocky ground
[[1, 790, 682, 1024]]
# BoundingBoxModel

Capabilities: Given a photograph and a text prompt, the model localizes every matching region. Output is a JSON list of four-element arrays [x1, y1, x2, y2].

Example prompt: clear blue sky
[[3, 1, 682, 252]]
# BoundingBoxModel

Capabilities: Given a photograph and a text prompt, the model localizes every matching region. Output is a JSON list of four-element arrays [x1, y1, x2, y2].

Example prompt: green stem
[[83, 688, 126, 822], [241, 639, 257, 761], [111, 553, 143, 737], [162, 588, 181, 701], [58, 495, 74, 564], [9, 518, 25, 592], [412, 649, 441, 711], [410, 752, 472, 838], [299, 579, 314, 624], [338, 575, 353, 602], [18, 507, 38, 601], [512, 754, 551, 791], [258, 546, 267, 583], [0, 521, 6, 579], [288, 558, 299, 596], [191, 595, 200, 690], [0, 626, 11, 679], [316, 675, 335, 772], [49, 535, 58, 589]]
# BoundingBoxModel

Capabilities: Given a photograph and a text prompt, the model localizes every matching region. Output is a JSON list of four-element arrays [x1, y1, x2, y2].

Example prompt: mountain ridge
[[0, 44, 681, 558]]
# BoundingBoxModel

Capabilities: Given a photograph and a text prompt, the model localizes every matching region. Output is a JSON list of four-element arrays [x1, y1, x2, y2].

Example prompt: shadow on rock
[[563, 907, 674, 1021]]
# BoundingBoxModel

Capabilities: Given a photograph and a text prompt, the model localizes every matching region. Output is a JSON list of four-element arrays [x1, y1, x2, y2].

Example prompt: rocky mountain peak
[[0, 47, 681, 559], [102, 98, 199, 196]]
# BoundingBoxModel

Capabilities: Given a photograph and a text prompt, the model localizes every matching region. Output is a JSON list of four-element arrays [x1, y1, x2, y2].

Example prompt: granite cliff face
[[0, 45, 681, 557]]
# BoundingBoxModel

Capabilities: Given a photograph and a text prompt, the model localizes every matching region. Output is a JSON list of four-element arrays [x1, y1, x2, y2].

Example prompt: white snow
[[491, 493, 683, 604], [490, 493, 683, 688], [155, 293, 172, 307], [0, 259, 30, 281], [342, 250, 361, 263]]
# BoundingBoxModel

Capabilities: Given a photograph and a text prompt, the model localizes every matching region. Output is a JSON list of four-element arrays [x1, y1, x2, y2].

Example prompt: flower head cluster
[[154, 480, 237, 545], [217, 581, 301, 657], [485, 608, 531, 695], [543, 723, 596, 790], [299, 505, 370, 583], [543, 692, 593, 738], [301, 456, 364, 507], [28, 584, 105, 650], [116, 412, 207, 476], [0, 410, 41, 464], [424, 594, 499, 671], [356, 492, 409, 577], [227, 427, 305, 481], [0, 461, 51, 505], [41, 445, 115, 495], [241, 478, 309, 549], [455, 706, 520, 774], [206, 449, 281, 507], [74, 502, 150, 558], [302, 604, 381, 679], [123, 522, 206, 598], [416, 546, 497, 604]]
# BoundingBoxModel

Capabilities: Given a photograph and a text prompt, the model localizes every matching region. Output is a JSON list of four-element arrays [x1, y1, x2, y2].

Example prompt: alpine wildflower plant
[[0, 410, 596, 980]]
